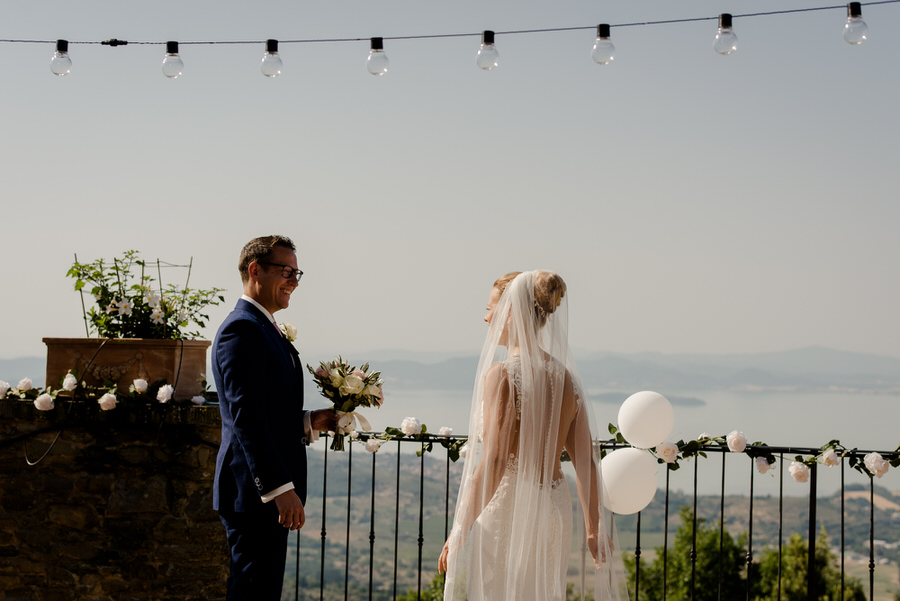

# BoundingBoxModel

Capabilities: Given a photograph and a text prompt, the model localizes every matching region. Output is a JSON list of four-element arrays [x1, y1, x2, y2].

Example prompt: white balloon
[[617, 391, 675, 449], [601, 447, 658, 515]]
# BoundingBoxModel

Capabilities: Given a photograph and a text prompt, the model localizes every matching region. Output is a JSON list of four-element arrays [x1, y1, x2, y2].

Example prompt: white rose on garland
[[755, 457, 772, 474], [98, 393, 118, 411], [439, 427, 453, 437], [365, 439, 382, 453], [864, 452, 890, 478], [191, 395, 205, 405], [62, 373, 78, 392], [157, 385, 174, 403], [726, 430, 747, 453], [34, 393, 54, 411], [656, 442, 679, 463], [0, 380, 11, 398], [819, 449, 840, 467], [401, 417, 422, 436], [789, 461, 810, 483], [18, 378, 33, 392], [133, 379, 149, 393]]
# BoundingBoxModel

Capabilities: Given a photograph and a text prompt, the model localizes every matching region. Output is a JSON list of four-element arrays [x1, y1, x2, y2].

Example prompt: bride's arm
[[564, 391, 605, 566]]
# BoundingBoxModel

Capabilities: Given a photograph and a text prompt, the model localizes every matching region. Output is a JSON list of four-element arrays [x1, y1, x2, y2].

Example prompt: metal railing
[[288, 435, 899, 601]]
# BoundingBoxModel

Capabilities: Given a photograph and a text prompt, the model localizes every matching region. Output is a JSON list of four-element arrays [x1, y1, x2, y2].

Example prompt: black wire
[[1, 0, 898, 46]]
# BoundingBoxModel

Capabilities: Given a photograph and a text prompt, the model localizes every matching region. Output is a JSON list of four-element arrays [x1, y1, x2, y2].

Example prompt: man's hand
[[310, 408, 338, 433], [274, 489, 305, 531]]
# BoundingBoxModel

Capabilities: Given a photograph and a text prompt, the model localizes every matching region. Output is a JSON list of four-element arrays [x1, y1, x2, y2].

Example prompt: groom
[[213, 235, 335, 601]]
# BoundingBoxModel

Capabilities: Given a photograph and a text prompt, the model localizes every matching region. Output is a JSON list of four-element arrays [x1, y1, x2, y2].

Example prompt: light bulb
[[713, 13, 738, 55], [476, 30, 499, 70], [49, 39, 72, 76], [161, 41, 184, 78], [261, 39, 283, 77], [843, 2, 868, 44], [367, 37, 389, 75], [591, 24, 615, 65]]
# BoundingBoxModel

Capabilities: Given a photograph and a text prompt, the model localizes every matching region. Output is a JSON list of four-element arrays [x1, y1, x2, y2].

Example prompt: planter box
[[43, 337, 211, 400]]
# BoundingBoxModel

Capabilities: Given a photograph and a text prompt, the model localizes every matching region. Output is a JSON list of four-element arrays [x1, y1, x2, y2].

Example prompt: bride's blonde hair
[[493, 270, 566, 327]]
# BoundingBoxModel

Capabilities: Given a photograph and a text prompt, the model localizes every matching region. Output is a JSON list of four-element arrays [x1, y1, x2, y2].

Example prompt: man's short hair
[[238, 235, 296, 283]]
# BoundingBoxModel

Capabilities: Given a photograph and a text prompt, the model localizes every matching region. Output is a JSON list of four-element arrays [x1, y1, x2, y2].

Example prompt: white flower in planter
[[34, 394, 54, 411], [98, 393, 118, 410], [157, 385, 175, 403]]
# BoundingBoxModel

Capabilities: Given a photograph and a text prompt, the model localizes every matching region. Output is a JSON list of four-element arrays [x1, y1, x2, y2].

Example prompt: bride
[[438, 271, 628, 601]]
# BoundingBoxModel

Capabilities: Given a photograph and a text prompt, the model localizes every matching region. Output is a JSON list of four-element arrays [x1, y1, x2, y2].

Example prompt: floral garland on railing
[[321, 416, 900, 485], [0, 373, 210, 411], [605, 423, 900, 483]]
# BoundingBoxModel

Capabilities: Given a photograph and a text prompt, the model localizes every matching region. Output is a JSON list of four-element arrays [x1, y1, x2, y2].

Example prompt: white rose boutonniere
[[62, 373, 78, 392], [400, 417, 422, 436], [98, 393, 118, 411], [279, 323, 297, 342], [789, 461, 810, 483], [34, 393, 54, 411], [819, 449, 840, 467], [133, 379, 149, 394], [726, 430, 747, 453], [656, 442, 679, 463], [864, 452, 890, 478], [156, 385, 175, 403]]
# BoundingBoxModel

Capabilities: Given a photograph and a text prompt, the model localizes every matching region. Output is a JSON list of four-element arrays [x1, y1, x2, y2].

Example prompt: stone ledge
[[0, 397, 222, 428]]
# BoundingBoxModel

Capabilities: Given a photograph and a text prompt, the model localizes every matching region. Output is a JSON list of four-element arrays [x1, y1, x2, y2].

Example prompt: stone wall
[[0, 399, 228, 601]]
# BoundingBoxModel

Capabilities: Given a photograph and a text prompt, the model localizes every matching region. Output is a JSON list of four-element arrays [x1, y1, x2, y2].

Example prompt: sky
[[1, 0, 898, 362]]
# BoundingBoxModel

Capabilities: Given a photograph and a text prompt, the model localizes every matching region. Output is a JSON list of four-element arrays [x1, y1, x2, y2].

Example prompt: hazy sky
[[2, 0, 898, 361]]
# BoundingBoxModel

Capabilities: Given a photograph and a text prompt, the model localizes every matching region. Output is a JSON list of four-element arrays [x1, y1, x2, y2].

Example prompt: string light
[[843, 2, 869, 43], [367, 37, 388, 75], [260, 39, 283, 77], [476, 30, 499, 70], [591, 24, 615, 65], [4, 0, 894, 78], [161, 41, 183, 78], [713, 13, 738, 55], [49, 39, 71, 76]]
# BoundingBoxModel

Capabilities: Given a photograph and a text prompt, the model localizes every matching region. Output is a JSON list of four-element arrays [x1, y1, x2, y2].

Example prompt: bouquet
[[306, 356, 384, 451]]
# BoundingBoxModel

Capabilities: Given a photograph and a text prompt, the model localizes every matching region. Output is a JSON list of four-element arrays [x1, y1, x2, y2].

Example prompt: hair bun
[[533, 270, 566, 319]]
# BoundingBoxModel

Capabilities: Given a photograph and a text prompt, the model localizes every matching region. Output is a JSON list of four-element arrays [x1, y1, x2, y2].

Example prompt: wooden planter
[[43, 337, 211, 400]]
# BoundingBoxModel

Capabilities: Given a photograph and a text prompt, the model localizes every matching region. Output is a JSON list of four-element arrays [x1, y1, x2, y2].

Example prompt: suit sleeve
[[216, 318, 293, 496]]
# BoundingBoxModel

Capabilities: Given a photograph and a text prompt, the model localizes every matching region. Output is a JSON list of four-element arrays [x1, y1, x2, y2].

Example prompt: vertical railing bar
[[806, 462, 818, 601], [690, 457, 698, 601], [443, 447, 451, 591], [777, 453, 783, 601], [868, 476, 875, 601], [417, 443, 426, 600], [393, 441, 401, 600], [840, 457, 845, 601], [718, 451, 726, 601], [663, 468, 670, 601], [369, 449, 377, 601], [344, 441, 352, 601], [321, 436, 329, 601], [746, 458, 754, 601], [295, 530, 300, 601], [634, 511, 642, 601]]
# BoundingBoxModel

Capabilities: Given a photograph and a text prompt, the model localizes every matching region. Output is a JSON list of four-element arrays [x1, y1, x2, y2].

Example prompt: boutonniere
[[279, 323, 297, 342]]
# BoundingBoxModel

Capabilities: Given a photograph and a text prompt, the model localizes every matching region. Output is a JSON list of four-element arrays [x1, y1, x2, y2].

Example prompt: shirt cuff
[[261, 482, 294, 503], [304, 411, 319, 444]]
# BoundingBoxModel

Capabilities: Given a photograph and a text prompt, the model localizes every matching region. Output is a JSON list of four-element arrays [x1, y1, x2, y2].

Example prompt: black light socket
[[370, 37, 383, 51], [848, 2, 862, 17], [266, 39, 278, 53], [56, 39, 68, 53], [482, 30, 495, 45], [597, 24, 611, 38], [166, 41, 179, 54], [719, 13, 733, 29]]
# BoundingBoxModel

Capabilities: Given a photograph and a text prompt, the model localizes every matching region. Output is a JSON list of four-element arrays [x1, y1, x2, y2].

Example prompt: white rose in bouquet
[[656, 442, 679, 463], [865, 452, 890, 478], [133, 379, 149, 393], [157, 385, 175, 403], [328, 369, 344, 389], [34, 393, 54, 411], [726, 430, 747, 453], [400, 417, 422, 436], [365, 439, 382, 453], [98, 393, 118, 411], [819, 449, 840, 467], [340, 374, 365, 396], [789, 461, 810, 483], [755, 457, 771, 474], [62, 373, 78, 392]]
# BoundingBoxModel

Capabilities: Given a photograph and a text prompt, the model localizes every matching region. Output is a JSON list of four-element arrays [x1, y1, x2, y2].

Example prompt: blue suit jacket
[[212, 299, 307, 512]]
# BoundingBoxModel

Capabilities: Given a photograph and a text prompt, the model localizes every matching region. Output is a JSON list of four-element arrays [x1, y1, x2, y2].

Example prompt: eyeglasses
[[258, 261, 303, 280]]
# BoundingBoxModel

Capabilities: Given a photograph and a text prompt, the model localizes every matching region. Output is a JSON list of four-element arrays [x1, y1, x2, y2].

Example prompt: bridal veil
[[443, 271, 629, 601]]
